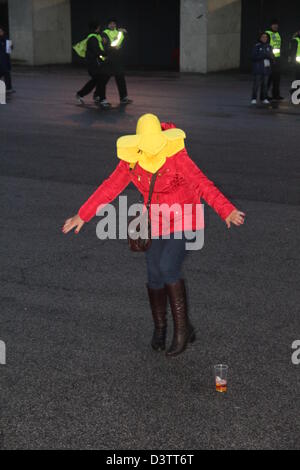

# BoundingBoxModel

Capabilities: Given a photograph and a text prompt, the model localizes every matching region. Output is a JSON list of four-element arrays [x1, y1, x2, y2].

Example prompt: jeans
[[146, 232, 194, 289], [252, 74, 268, 100]]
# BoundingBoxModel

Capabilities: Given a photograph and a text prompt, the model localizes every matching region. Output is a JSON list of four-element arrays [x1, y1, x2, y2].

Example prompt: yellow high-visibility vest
[[293, 37, 300, 63], [103, 29, 125, 48], [73, 34, 105, 59], [266, 30, 281, 57]]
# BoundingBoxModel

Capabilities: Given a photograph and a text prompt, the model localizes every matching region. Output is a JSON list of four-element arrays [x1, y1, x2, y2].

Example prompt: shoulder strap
[[146, 172, 158, 210]]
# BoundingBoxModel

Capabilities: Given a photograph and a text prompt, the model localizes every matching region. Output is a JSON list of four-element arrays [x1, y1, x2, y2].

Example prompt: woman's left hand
[[225, 210, 246, 229]]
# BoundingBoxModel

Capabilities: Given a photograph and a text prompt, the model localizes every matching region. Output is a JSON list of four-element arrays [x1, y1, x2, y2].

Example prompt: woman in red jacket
[[63, 114, 245, 357]]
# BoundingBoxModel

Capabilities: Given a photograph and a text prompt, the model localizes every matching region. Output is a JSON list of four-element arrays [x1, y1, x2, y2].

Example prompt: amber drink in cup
[[214, 364, 228, 393]]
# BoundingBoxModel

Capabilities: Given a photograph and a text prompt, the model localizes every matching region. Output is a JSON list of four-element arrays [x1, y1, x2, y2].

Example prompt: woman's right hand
[[62, 214, 85, 235]]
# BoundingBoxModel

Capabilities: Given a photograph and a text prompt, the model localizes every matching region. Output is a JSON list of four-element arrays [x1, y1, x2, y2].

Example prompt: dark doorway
[[70, 0, 180, 71], [0, 1, 9, 32], [241, 0, 300, 71]]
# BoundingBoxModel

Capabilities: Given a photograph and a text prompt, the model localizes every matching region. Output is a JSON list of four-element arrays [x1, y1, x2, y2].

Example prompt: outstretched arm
[[176, 150, 245, 228], [62, 160, 131, 234]]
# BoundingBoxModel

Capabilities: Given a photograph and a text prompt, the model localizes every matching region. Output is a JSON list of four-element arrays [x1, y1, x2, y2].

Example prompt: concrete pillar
[[180, 0, 241, 73], [8, 0, 72, 65]]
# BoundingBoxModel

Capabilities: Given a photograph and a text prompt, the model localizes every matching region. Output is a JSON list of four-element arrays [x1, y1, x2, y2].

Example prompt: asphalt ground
[[0, 66, 299, 449]]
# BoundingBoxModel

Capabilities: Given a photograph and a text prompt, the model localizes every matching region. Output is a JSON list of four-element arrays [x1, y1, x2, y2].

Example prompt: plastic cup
[[214, 364, 228, 393]]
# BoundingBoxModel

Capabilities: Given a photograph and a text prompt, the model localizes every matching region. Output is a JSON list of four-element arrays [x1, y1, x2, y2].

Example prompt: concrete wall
[[207, 0, 241, 72], [8, 0, 72, 65], [7, 0, 240, 70], [180, 0, 241, 73]]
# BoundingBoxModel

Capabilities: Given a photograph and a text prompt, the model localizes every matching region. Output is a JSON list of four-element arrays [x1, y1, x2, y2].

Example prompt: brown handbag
[[127, 171, 158, 252]]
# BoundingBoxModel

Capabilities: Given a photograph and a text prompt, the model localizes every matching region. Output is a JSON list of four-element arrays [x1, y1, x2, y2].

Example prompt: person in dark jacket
[[76, 22, 111, 109], [251, 32, 274, 105], [0, 25, 14, 93]]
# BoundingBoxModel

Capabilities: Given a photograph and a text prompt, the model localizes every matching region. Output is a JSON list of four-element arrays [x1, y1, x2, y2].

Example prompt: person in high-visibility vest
[[266, 20, 283, 100], [101, 18, 133, 105], [75, 22, 111, 108], [290, 31, 300, 81]]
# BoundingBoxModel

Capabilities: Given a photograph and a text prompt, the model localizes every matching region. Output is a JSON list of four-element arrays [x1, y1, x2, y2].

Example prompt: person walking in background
[[251, 32, 274, 105], [290, 30, 300, 81], [266, 20, 283, 100], [75, 22, 110, 109], [102, 18, 132, 105], [0, 25, 15, 94]]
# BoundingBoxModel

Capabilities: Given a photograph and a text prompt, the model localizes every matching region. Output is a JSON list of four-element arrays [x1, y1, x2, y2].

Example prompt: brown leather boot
[[147, 285, 168, 351], [165, 279, 196, 357]]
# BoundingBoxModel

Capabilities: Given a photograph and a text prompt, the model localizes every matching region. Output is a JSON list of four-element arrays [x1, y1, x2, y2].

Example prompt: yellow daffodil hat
[[116, 113, 186, 173]]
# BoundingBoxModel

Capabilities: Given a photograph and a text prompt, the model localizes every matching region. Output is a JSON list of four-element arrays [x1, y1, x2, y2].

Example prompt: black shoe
[[120, 97, 133, 105], [98, 99, 112, 109], [6, 88, 16, 94], [76, 93, 85, 105]]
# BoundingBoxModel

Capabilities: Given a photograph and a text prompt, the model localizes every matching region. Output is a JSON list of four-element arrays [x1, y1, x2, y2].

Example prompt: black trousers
[[77, 78, 97, 98], [78, 73, 109, 101], [268, 59, 281, 98], [95, 74, 110, 101], [90, 73, 128, 101], [252, 74, 268, 100], [108, 74, 127, 100], [77, 72, 127, 101]]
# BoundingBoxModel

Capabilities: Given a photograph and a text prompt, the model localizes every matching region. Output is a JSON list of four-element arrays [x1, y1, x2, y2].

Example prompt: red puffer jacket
[[79, 125, 236, 236]]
